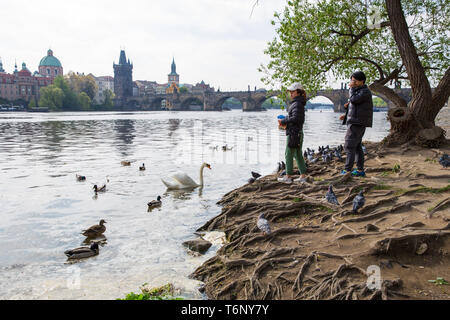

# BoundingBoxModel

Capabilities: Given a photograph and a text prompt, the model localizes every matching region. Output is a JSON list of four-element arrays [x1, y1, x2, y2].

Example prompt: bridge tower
[[113, 50, 133, 106]]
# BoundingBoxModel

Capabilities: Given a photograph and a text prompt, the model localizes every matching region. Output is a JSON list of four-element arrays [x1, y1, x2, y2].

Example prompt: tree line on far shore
[[27, 72, 115, 111]]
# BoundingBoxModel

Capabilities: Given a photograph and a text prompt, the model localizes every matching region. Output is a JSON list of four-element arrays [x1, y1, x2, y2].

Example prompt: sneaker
[[293, 177, 307, 183], [341, 169, 349, 175], [277, 176, 293, 184], [353, 169, 366, 177]]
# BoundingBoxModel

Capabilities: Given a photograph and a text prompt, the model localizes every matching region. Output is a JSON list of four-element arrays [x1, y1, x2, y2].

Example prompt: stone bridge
[[117, 87, 412, 112]]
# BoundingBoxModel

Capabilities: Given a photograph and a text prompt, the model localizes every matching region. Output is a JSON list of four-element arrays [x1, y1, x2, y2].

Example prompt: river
[[0, 109, 390, 299]]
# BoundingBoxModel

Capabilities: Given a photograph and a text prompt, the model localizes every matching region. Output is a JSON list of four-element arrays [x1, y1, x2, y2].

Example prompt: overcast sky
[[1, 0, 299, 92]]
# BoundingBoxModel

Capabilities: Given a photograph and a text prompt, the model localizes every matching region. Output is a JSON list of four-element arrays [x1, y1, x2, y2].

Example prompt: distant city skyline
[[1, 1, 340, 103]]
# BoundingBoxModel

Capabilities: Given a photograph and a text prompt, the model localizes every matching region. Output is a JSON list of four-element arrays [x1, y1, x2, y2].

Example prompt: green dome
[[39, 49, 62, 67]]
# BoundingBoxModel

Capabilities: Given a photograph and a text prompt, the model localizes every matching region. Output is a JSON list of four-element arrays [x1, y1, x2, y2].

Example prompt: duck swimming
[[147, 196, 162, 210], [121, 161, 131, 166], [81, 219, 106, 237], [93, 184, 106, 193], [64, 242, 99, 260], [76, 174, 86, 181], [139, 163, 146, 171]]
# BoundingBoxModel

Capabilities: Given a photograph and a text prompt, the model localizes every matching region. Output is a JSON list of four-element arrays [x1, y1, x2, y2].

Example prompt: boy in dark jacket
[[277, 83, 307, 184], [340, 71, 373, 176]]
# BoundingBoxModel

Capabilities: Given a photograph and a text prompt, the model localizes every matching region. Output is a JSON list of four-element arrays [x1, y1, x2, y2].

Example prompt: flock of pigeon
[[326, 185, 365, 214], [65, 162, 162, 261]]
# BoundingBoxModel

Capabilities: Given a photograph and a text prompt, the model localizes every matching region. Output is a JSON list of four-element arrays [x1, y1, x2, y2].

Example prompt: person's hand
[[339, 114, 345, 121], [344, 102, 349, 109]]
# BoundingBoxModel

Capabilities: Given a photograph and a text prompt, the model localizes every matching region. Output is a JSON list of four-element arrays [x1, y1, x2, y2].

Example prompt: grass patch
[[425, 158, 437, 163], [371, 184, 393, 191], [293, 197, 304, 202], [394, 185, 450, 196], [118, 283, 184, 300]]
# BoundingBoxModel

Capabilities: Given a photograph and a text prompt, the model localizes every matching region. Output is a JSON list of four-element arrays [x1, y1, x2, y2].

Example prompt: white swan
[[161, 163, 211, 190]]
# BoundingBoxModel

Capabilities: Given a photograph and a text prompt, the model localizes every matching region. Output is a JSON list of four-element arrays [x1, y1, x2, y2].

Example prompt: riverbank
[[191, 141, 450, 300]]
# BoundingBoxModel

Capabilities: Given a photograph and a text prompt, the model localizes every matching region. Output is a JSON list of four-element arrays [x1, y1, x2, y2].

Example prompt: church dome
[[39, 49, 62, 67]]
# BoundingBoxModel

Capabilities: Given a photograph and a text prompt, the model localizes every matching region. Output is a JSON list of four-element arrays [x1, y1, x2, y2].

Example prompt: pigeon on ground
[[248, 177, 256, 184], [310, 157, 319, 164], [257, 213, 271, 235], [439, 154, 450, 168], [353, 191, 366, 214], [251, 171, 262, 179], [326, 185, 340, 205], [308, 153, 314, 162], [304, 150, 308, 159]]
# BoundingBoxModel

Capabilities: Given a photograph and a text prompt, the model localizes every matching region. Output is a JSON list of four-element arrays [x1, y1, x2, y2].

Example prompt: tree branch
[[369, 81, 408, 109], [431, 67, 450, 112]]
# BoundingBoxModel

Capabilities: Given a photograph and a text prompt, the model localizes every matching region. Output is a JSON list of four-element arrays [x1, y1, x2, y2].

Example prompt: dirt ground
[[191, 141, 450, 300]]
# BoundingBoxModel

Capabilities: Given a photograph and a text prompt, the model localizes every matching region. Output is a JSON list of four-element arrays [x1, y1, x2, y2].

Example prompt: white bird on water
[[257, 213, 271, 235], [161, 162, 211, 190]]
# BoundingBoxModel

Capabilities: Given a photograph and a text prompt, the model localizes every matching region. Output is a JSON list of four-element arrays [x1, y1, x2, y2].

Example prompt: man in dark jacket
[[277, 83, 307, 184], [340, 71, 373, 176]]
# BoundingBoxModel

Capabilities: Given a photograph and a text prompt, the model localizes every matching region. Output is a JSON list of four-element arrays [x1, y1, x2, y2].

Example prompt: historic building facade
[[0, 49, 62, 104], [93, 75, 114, 103], [113, 50, 133, 104]]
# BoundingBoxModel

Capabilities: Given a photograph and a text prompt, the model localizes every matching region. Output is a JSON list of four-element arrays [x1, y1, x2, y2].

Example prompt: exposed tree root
[[191, 142, 450, 300]]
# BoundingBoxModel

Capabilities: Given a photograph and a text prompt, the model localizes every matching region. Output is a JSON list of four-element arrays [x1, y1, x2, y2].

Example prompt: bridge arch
[[255, 95, 286, 110], [307, 96, 334, 110], [215, 96, 244, 111], [150, 97, 165, 110], [180, 96, 204, 111]]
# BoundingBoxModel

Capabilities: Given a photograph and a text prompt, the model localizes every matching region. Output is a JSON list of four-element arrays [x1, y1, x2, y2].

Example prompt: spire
[[171, 57, 176, 74], [119, 50, 127, 65], [14, 60, 18, 74]]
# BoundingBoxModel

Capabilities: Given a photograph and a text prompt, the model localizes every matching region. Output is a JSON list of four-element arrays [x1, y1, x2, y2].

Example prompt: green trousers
[[285, 132, 307, 176]]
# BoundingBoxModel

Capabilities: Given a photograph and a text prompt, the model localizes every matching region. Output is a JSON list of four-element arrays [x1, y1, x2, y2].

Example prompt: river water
[[0, 109, 390, 299]]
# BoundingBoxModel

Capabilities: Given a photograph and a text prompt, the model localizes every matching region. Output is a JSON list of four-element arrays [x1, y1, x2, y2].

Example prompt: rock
[[365, 224, 379, 232], [416, 243, 428, 255], [182, 239, 212, 254]]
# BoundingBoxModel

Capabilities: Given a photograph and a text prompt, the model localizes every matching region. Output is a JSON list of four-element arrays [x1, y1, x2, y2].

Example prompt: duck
[[222, 145, 233, 151], [147, 196, 162, 210], [64, 242, 99, 260], [93, 184, 106, 193], [139, 163, 146, 171], [161, 162, 211, 190], [81, 219, 107, 238], [76, 174, 86, 181], [121, 160, 131, 166]]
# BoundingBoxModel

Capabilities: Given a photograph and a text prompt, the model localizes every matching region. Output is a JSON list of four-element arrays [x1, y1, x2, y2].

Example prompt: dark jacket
[[342, 84, 373, 128], [281, 95, 306, 136]]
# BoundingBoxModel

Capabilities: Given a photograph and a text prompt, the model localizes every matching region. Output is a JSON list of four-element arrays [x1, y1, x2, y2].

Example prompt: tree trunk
[[383, 0, 448, 146]]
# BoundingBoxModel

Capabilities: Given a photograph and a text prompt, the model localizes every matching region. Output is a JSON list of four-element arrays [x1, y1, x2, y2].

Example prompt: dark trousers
[[344, 124, 366, 171]]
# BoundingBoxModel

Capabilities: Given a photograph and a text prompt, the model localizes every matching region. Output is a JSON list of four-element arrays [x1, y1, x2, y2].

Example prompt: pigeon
[[281, 161, 286, 170], [325, 185, 339, 205], [439, 154, 450, 168], [248, 177, 256, 184], [257, 213, 271, 235], [251, 171, 262, 179], [310, 157, 319, 164], [353, 191, 365, 214], [304, 150, 308, 159]]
